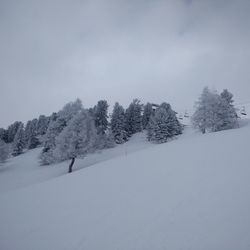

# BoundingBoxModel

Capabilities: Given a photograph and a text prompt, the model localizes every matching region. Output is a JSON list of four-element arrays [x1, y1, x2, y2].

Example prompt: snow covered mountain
[[0, 119, 250, 250]]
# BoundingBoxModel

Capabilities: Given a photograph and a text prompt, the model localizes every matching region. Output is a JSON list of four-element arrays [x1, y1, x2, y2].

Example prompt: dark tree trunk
[[68, 158, 75, 173]]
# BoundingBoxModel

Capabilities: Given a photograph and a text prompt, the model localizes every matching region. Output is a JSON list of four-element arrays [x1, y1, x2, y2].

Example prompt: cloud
[[0, 0, 250, 127]]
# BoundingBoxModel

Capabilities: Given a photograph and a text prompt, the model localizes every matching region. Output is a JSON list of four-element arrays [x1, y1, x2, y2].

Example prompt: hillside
[[0, 120, 250, 250], [0, 132, 153, 193]]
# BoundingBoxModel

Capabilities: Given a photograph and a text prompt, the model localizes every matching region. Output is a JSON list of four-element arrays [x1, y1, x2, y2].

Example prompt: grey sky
[[1, 0, 250, 128]]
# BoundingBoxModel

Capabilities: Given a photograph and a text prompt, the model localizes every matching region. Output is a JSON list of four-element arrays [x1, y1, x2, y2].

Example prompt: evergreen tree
[[94, 100, 109, 135], [192, 87, 238, 133], [104, 129, 116, 148], [142, 103, 153, 129], [7, 121, 23, 143], [24, 119, 38, 147], [27, 136, 40, 149], [24, 120, 32, 146], [192, 87, 214, 134], [111, 102, 128, 144], [0, 128, 8, 143], [37, 115, 50, 135], [147, 106, 180, 143], [160, 102, 183, 135], [125, 99, 143, 136], [0, 139, 9, 163], [49, 112, 58, 122], [39, 120, 60, 165], [95, 128, 115, 150], [88, 107, 95, 118], [221, 89, 234, 105], [54, 110, 97, 173], [12, 123, 25, 156], [146, 116, 154, 142], [212, 90, 238, 131], [220, 89, 238, 125]]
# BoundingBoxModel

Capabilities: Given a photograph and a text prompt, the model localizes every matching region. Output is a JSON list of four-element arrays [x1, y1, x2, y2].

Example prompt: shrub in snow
[[0, 139, 9, 163], [54, 110, 97, 173], [111, 102, 128, 144], [192, 87, 238, 133], [12, 123, 25, 156]]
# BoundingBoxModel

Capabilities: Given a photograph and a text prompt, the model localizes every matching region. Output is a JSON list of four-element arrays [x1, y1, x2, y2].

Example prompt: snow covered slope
[[0, 132, 153, 193], [0, 121, 250, 250]]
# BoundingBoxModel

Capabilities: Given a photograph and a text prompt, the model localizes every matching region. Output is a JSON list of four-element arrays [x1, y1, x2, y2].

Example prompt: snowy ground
[[0, 119, 250, 250], [0, 132, 153, 194]]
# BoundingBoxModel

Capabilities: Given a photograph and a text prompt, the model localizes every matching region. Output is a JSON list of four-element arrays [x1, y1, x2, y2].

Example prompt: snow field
[[0, 121, 250, 250]]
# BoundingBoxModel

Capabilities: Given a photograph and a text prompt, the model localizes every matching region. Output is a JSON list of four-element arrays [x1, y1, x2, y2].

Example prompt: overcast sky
[[0, 0, 250, 128]]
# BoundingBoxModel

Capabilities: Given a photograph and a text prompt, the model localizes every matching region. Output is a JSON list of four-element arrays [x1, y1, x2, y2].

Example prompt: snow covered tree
[[59, 98, 83, 122], [24, 120, 33, 145], [160, 102, 183, 135], [146, 117, 154, 142], [95, 128, 115, 150], [125, 99, 143, 137], [0, 128, 8, 143], [40, 99, 83, 165], [36, 115, 50, 136], [0, 139, 9, 163], [54, 110, 97, 173], [147, 108, 169, 143], [40, 120, 61, 165], [7, 121, 23, 143], [213, 89, 238, 131], [49, 112, 58, 122], [111, 102, 128, 144], [93, 100, 109, 135], [147, 105, 181, 143], [12, 123, 25, 156], [192, 87, 238, 133], [103, 129, 116, 148], [24, 119, 38, 148], [142, 103, 153, 129], [88, 107, 95, 118], [220, 89, 238, 121], [192, 87, 214, 134], [27, 135, 40, 149], [221, 89, 234, 105]]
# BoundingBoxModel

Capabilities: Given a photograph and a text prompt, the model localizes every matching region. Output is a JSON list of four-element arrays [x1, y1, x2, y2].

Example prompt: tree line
[[0, 88, 239, 172]]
